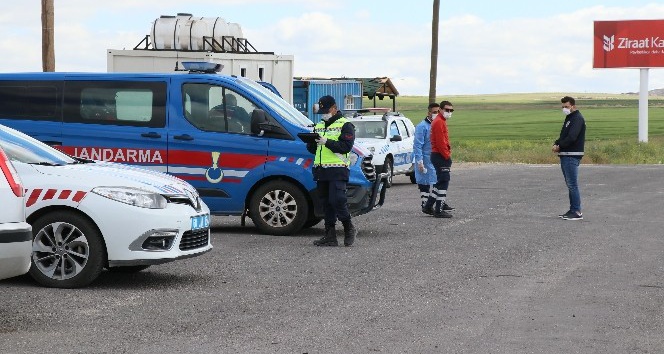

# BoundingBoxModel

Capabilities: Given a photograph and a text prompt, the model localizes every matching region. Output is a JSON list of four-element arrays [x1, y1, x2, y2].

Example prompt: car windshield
[[351, 121, 387, 139], [0, 125, 75, 165], [236, 77, 313, 128]]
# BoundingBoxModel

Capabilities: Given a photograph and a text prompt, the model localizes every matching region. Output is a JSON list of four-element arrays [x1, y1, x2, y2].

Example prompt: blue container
[[293, 79, 363, 123]]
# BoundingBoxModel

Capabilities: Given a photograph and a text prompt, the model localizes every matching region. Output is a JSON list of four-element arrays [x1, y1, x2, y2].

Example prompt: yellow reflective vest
[[313, 117, 351, 168]]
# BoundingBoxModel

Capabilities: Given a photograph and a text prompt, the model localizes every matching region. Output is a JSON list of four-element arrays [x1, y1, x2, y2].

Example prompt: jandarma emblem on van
[[67, 147, 165, 164]]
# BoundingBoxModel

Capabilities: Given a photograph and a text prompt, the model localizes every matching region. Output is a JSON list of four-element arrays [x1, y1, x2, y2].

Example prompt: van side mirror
[[251, 109, 269, 136], [390, 135, 402, 142]]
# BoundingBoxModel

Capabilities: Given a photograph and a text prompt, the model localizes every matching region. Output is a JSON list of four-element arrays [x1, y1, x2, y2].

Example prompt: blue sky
[[1, 0, 664, 95]]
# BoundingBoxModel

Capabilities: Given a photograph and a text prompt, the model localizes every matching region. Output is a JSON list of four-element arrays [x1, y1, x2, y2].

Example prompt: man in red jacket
[[422, 100, 455, 218]]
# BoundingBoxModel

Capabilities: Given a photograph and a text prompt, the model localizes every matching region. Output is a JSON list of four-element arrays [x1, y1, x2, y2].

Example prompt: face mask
[[562, 108, 571, 115], [321, 113, 332, 121], [442, 112, 452, 119]]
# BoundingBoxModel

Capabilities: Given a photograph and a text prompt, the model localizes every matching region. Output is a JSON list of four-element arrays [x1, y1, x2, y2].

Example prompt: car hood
[[355, 139, 387, 149], [19, 161, 198, 197]]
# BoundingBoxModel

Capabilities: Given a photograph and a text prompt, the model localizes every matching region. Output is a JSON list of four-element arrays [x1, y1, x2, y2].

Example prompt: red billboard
[[594, 20, 664, 68]]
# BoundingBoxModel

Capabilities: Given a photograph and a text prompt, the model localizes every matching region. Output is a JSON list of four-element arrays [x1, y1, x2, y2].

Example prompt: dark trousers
[[424, 153, 452, 211], [317, 180, 351, 227]]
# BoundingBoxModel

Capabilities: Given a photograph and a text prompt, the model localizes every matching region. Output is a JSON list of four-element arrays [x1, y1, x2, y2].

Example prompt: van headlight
[[92, 187, 167, 209], [350, 151, 359, 166]]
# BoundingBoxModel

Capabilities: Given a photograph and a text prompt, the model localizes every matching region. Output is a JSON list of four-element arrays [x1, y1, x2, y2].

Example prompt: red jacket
[[430, 113, 451, 159]]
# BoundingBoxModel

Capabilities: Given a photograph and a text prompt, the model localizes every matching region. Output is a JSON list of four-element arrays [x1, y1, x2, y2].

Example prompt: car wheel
[[29, 211, 106, 288], [107, 265, 151, 273], [249, 180, 308, 236], [384, 157, 394, 188]]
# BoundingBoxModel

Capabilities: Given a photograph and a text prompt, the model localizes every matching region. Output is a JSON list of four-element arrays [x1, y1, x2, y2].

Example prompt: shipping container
[[293, 79, 363, 123]]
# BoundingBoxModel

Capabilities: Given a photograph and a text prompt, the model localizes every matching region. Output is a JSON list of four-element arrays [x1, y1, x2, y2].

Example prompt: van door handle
[[174, 134, 194, 141], [141, 132, 161, 138]]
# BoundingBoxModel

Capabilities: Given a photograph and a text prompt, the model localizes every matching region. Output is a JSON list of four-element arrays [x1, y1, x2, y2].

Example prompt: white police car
[[347, 110, 415, 187], [0, 124, 212, 288]]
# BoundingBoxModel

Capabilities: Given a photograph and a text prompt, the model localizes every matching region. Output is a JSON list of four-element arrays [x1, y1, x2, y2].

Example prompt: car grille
[[179, 228, 209, 251], [361, 156, 376, 181]]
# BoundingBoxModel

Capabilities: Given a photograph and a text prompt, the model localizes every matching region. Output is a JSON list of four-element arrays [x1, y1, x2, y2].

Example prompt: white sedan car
[[0, 146, 32, 281], [347, 110, 415, 187], [0, 124, 212, 288]]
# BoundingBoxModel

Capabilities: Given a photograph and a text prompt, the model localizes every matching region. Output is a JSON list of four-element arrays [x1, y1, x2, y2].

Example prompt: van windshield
[[0, 125, 75, 165], [237, 78, 313, 128]]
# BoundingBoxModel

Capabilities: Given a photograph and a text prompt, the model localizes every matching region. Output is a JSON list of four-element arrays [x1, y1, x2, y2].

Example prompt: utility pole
[[428, 0, 440, 104], [41, 0, 55, 71]]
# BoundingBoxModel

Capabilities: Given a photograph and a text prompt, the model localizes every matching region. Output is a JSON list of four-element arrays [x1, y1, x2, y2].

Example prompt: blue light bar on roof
[[181, 62, 223, 73]]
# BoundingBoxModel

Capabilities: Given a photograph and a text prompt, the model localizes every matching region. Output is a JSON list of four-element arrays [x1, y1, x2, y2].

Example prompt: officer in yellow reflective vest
[[306, 95, 358, 246]]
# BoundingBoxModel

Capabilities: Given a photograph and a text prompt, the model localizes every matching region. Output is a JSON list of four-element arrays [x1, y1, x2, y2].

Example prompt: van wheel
[[249, 181, 308, 236], [384, 157, 394, 188], [29, 211, 106, 288]]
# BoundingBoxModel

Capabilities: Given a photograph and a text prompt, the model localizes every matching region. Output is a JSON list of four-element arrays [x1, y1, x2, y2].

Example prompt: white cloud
[[1, 2, 664, 95]]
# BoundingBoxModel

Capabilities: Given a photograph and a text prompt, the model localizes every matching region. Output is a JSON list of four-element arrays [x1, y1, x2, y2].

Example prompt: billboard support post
[[639, 68, 649, 143]]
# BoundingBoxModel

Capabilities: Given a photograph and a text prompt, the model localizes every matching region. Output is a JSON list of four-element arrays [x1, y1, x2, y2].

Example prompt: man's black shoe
[[442, 203, 455, 212], [422, 206, 434, 215], [434, 210, 453, 218]]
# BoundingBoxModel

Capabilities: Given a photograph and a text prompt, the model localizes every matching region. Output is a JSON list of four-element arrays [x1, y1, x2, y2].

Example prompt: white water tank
[[150, 14, 244, 51]]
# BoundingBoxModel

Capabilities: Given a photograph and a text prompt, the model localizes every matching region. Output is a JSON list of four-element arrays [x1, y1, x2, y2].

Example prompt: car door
[[59, 78, 169, 172], [388, 119, 408, 173], [167, 79, 268, 214], [394, 118, 414, 173]]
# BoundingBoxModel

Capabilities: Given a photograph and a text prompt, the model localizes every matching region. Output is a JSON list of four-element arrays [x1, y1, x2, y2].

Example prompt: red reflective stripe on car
[[43, 189, 57, 200], [58, 190, 72, 199], [27, 189, 42, 207], [302, 159, 312, 169], [0, 148, 23, 197], [72, 191, 87, 202], [169, 150, 267, 169]]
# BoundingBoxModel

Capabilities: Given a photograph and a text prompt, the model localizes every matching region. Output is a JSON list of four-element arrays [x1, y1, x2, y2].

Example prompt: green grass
[[363, 93, 664, 164]]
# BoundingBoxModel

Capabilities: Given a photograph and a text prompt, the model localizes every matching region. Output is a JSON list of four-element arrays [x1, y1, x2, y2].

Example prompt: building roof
[[354, 77, 399, 98]]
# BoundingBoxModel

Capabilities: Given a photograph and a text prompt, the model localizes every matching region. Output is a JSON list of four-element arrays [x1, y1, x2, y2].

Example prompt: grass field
[[363, 93, 664, 164]]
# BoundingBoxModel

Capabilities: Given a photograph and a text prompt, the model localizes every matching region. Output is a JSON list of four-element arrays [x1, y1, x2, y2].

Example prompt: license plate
[[191, 214, 210, 230]]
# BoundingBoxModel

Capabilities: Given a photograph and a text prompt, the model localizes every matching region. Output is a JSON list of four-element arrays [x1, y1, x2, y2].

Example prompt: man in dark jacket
[[553, 96, 586, 221], [306, 95, 358, 246]]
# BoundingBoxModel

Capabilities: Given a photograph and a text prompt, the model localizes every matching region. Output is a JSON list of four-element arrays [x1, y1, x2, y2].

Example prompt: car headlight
[[92, 187, 167, 209]]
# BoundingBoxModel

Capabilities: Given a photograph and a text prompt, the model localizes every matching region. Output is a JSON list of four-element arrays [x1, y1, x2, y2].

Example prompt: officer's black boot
[[422, 196, 435, 215], [433, 200, 452, 218], [342, 220, 357, 247], [314, 226, 338, 246]]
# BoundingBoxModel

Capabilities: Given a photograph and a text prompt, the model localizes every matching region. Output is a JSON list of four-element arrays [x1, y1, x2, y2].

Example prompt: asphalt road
[[2, 163, 664, 354]]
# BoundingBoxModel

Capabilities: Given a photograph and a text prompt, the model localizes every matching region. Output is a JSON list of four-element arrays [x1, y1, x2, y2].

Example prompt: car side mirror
[[390, 135, 402, 142]]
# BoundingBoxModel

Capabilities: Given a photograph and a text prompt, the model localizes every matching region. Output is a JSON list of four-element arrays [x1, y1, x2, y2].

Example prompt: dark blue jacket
[[555, 110, 586, 157]]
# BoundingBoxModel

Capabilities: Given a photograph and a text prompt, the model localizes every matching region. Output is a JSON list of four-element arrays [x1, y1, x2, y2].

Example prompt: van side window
[[63, 81, 166, 128], [182, 83, 257, 134], [0, 81, 61, 121]]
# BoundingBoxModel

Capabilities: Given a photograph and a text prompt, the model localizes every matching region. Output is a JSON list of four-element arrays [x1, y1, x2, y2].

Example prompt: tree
[[429, 0, 440, 104], [42, 0, 55, 71]]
